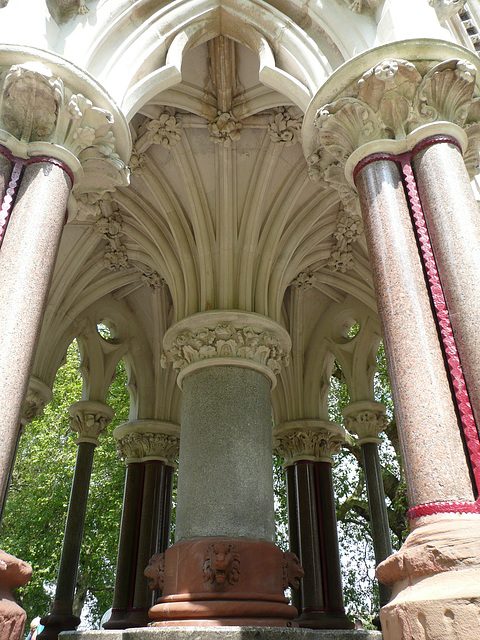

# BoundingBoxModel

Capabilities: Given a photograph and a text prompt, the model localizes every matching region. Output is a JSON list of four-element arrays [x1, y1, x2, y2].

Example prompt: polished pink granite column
[[0, 161, 71, 517], [354, 158, 474, 510], [412, 140, 480, 434]]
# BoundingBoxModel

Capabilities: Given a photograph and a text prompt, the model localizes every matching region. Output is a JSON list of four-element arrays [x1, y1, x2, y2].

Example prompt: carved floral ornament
[[0, 61, 129, 215], [273, 421, 346, 465]]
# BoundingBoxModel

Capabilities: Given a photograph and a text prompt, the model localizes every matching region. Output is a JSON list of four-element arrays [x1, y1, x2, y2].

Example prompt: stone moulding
[[273, 419, 345, 464], [162, 311, 291, 389], [113, 420, 180, 465], [342, 400, 388, 445], [68, 400, 114, 446], [0, 51, 131, 221]]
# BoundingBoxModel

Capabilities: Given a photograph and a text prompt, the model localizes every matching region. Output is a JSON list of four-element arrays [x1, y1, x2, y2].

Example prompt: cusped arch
[[83, 0, 367, 118]]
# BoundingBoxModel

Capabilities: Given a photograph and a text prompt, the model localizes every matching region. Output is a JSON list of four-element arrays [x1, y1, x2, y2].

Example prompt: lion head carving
[[144, 552, 165, 592], [203, 542, 240, 587], [283, 551, 304, 590]]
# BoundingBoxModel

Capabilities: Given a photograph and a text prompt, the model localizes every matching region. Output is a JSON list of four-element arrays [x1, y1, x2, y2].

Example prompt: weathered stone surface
[[62, 628, 382, 640], [0, 551, 32, 640]]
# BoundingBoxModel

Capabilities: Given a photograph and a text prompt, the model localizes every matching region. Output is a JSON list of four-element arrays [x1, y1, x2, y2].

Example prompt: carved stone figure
[[46, 0, 88, 24], [282, 551, 304, 590], [0, 551, 32, 640], [144, 553, 165, 592], [203, 542, 240, 586]]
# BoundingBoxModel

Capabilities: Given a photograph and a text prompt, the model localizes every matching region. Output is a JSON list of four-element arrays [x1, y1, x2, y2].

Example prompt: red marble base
[[149, 538, 300, 627]]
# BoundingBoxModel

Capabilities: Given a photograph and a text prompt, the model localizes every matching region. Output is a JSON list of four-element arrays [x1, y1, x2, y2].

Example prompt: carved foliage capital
[[163, 322, 290, 378], [342, 401, 388, 444], [314, 58, 479, 163], [0, 61, 129, 210], [69, 401, 114, 445], [269, 107, 303, 146], [274, 421, 345, 464], [116, 432, 179, 464]]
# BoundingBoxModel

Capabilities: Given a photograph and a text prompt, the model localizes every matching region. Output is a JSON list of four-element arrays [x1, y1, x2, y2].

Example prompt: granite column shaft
[[0, 161, 71, 520], [412, 140, 480, 436]]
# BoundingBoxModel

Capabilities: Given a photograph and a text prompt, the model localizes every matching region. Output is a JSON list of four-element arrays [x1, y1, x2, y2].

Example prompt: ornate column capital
[[273, 419, 345, 465], [303, 43, 480, 208], [342, 400, 388, 445], [68, 400, 114, 446], [162, 311, 291, 389], [0, 47, 131, 220], [113, 420, 180, 466], [21, 377, 52, 426]]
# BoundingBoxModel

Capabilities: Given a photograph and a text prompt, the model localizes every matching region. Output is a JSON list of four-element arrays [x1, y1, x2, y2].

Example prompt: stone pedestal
[[157, 311, 296, 626]]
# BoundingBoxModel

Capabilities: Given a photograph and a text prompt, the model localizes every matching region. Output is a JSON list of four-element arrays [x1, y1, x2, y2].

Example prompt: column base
[[149, 538, 299, 627], [103, 609, 150, 630], [296, 611, 354, 630], [376, 517, 480, 640], [38, 611, 80, 640]]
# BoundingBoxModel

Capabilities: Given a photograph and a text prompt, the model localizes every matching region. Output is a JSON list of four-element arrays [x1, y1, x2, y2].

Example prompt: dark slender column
[[39, 401, 113, 640], [0, 160, 72, 521], [343, 401, 392, 609], [361, 444, 392, 608], [285, 465, 301, 613], [275, 421, 353, 630], [105, 421, 179, 629], [412, 139, 480, 436], [132, 461, 173, 624], [354, 158, 475, 509], [103, 462, 144, 629]]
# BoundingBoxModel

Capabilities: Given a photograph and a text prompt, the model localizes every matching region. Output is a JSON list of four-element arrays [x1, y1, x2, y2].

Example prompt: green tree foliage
[[0, 341, 129, 627]]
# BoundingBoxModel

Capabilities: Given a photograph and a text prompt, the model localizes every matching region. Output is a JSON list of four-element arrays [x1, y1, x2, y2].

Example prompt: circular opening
[[96, 319, 117, 341]]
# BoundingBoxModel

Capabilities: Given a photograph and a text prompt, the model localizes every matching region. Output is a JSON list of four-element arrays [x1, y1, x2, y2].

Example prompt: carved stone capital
[[273, 419, 345, 464], [342, 400, 388, 445], [162, 311, 291, 389], [68, 400, 114, 446], [21, 377, 52, 425], [113, 420, 180, 465], [304, 48, 480, 209], [0, 52, 130, 220]]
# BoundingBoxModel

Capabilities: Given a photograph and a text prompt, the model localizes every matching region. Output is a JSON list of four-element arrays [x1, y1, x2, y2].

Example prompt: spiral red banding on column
[[409, 500, 480, 520], [0, 152, 74, 248], [0, 160, 25, 249]]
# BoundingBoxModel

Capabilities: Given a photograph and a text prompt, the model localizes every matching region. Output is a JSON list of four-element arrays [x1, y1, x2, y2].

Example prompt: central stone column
[[151, 310, 300, 626]]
